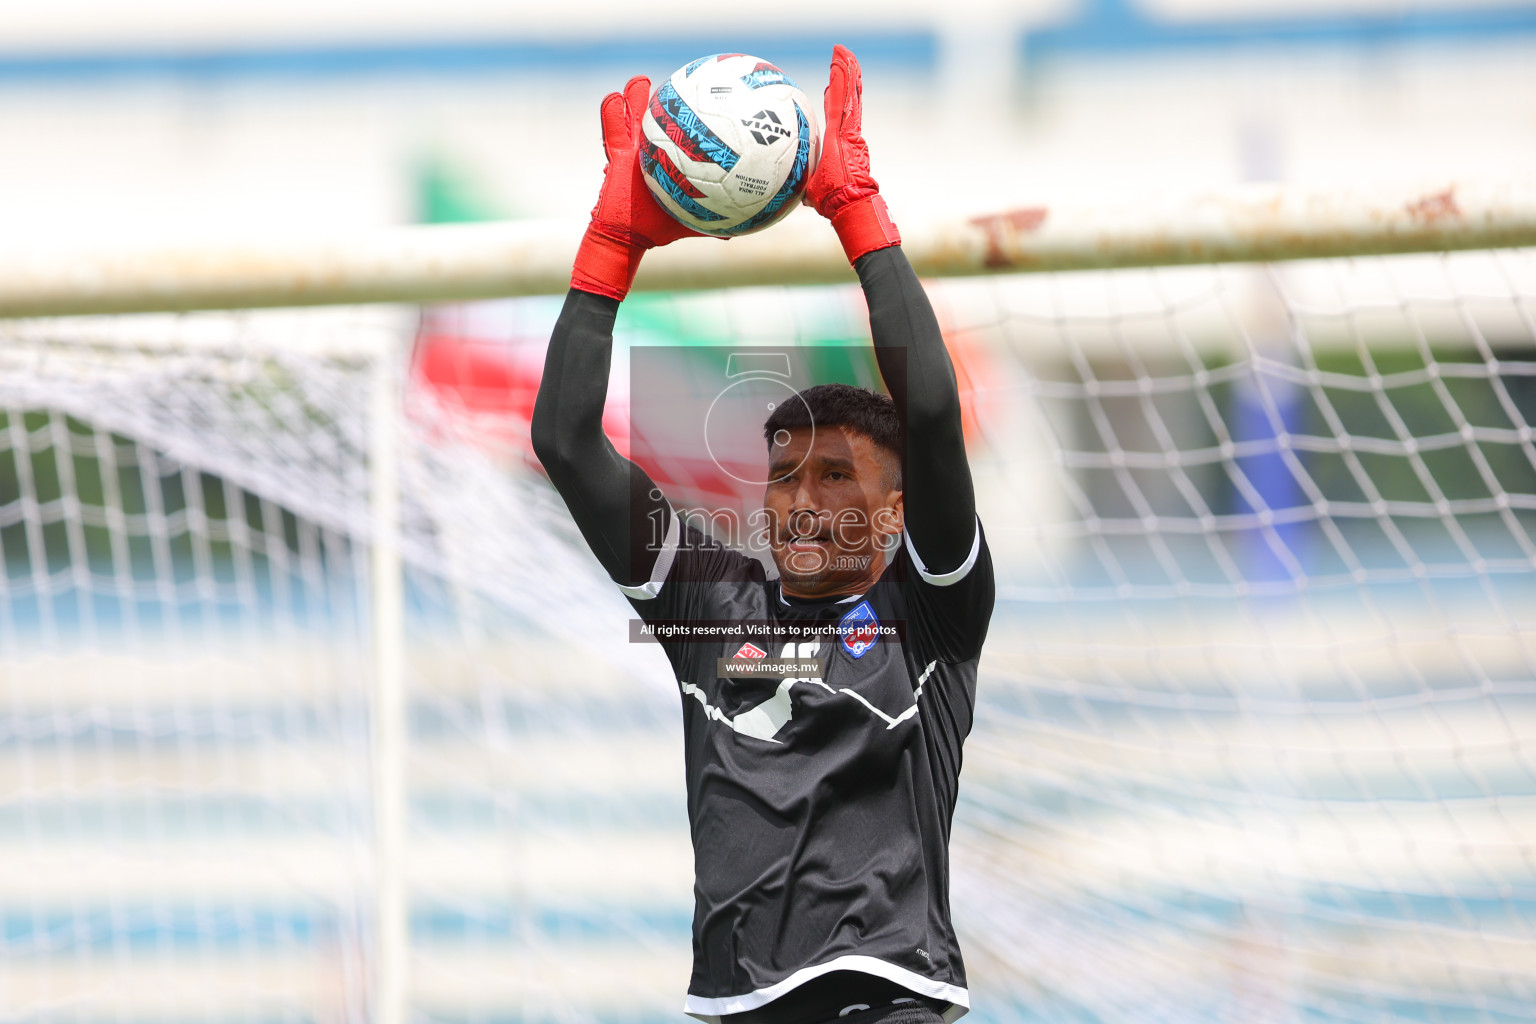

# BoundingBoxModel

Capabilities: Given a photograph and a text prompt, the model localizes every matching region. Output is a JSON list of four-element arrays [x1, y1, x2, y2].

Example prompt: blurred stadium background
[[4, 2, 1536, 1024]]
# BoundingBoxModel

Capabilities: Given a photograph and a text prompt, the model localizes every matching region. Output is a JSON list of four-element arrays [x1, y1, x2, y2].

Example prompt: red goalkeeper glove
[[571, 75, 704, 301], [804, 45, 901, 265]]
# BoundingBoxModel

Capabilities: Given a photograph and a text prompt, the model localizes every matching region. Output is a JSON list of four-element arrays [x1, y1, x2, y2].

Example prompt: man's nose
[[788, 503, 827, 535], [791, 475, 820, 509]]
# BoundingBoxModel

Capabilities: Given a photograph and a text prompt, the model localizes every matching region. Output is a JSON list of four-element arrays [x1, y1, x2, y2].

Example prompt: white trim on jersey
[[683, 955, 970, 1023], [615, 503, 681, 600], [903, 517, 981, 587]]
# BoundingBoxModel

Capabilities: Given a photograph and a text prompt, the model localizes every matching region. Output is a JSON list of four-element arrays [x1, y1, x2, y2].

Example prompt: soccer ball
[[641, 54, 821, 237]]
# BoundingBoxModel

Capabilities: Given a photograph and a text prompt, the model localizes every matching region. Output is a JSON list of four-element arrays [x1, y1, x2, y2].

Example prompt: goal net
[[2, 195, 1534, 1024]]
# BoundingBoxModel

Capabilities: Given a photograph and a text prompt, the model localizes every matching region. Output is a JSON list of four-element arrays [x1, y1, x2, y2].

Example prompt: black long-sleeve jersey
[[531, 247, 995, 1024]]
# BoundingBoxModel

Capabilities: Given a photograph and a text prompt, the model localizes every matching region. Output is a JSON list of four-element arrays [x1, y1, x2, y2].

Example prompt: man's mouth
[[785, 535, 832, 553]]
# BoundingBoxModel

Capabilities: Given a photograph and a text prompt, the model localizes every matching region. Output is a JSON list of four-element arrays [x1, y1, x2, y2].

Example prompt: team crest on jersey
[[734, 642, 767, 659], [838, 601, 881, 659]]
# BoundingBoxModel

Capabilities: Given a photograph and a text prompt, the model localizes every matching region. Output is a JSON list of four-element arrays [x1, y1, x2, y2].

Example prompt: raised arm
[[805, 46, 977, 575], [532, 290, 668, 587], [860, 248, 976, 574], [531, 74, 706, 588]]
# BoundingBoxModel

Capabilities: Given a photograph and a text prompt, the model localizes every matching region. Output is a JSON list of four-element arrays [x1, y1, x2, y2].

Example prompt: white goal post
[[1, 179, 1533, 315], [3, 179, 1536, 1024]]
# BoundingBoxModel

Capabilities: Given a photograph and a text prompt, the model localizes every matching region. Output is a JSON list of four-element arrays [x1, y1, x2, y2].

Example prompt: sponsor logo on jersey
[[838, 601, 881, 659], [734, 642, 767, 659]]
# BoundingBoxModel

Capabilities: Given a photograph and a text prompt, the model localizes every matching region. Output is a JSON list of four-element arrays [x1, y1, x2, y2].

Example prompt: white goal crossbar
[[2, 179, 1534, 316]]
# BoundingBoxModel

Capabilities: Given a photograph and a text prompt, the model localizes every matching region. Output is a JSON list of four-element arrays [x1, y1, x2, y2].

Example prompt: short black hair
[[763, 383, 903, 489]]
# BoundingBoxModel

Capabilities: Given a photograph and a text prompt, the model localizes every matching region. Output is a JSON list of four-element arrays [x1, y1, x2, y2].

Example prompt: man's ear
[[876, 490, 905, 540]]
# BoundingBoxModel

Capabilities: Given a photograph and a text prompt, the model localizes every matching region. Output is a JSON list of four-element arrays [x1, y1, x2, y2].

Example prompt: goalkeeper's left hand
[[804, 45, 902, 265], [571, 75, 708, 301]]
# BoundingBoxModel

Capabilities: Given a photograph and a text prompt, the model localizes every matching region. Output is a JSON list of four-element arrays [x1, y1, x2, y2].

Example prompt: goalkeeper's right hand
[[571, 75, 708, 301]]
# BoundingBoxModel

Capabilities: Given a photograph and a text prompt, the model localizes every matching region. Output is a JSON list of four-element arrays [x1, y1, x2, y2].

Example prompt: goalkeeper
[[531, 46, 994, 1024]]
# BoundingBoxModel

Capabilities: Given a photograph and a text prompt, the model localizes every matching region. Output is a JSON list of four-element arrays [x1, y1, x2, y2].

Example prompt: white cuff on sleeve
[[616, 504, 680, 600], [903, 517, 981, 587]]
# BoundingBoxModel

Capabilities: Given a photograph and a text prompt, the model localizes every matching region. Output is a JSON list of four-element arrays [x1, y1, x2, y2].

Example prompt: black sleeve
[[900, 523, 995, 664], [858, 246, 994, 663], [530, 288, 671, 590], [856, 245, 977, 574]]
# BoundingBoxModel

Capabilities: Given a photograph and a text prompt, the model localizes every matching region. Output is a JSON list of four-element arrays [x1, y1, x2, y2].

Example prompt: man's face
[[763, 425, 904, 599]]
